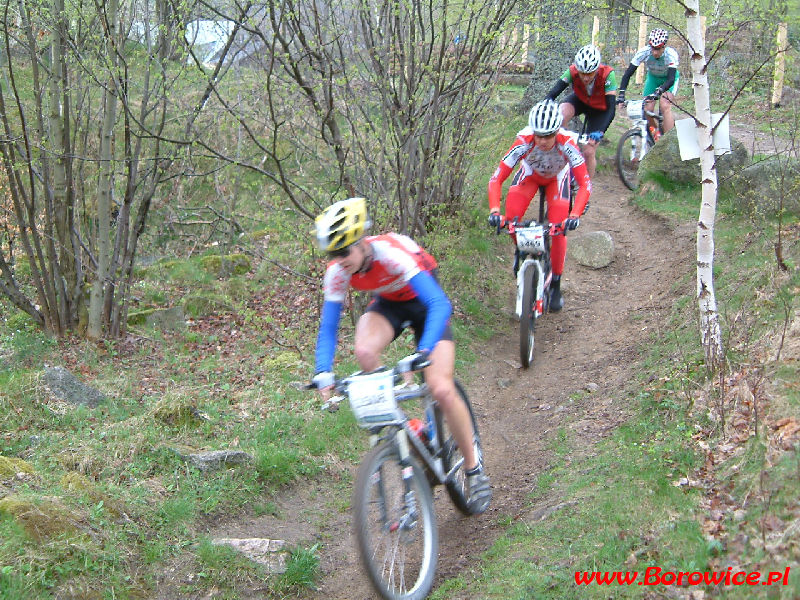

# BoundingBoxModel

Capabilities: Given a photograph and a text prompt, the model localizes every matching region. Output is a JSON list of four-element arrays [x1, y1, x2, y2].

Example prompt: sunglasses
[[650, 44, 665, 49], [328, 246, 352, 258]]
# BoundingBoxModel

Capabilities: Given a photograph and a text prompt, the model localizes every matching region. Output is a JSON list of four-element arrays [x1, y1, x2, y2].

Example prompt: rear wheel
[[353, 441, 437, 600], [616, 129, 648, 190], [435, 381, 484, 515], [519, 266, 537, 368]]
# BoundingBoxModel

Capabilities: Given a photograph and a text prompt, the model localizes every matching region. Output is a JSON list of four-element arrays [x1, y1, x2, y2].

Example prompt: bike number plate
[[516, 226, 545, 254], [347, 371, 399, 427], [626, 100, 643, 120]]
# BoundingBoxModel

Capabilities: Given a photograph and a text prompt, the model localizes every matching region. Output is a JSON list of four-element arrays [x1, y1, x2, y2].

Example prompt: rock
[[42, 365, 106, 407], [200, 253, 251, 278], [0, 456, 36, 478], [567, 231, 614, 268], [722, 156, 800, 218], [211, 538, 288, 573], [0, 495, 80, 541], [640, 130, 749, 186], [173, 449, 253, 471]]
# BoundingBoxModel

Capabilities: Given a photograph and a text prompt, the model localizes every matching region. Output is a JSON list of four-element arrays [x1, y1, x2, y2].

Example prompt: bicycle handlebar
[[494, 216, 567, 237]]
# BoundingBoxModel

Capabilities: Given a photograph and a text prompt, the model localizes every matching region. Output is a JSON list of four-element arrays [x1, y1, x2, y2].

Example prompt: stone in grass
[[0, 455, 36, 478], [42, 365, 106, 408], [171, 447, 253, 472], [211, 538, 288, 574], [0, 495, 80, 541]]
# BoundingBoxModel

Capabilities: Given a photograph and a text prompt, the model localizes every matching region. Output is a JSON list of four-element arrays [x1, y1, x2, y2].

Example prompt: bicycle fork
[[515, 257, 547, 319], [390, 430, 418, 535]]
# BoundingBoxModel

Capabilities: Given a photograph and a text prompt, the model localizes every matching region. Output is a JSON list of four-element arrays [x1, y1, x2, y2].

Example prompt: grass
[[429, 107, 800, 598]]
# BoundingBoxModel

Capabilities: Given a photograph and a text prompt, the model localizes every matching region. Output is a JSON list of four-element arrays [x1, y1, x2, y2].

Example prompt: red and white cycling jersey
[[323, 233, 438, 303], [488, 128, 588, 213]]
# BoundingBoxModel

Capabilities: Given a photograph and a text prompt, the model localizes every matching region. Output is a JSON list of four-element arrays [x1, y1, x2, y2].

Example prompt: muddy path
[[197, 170, 696, 600]]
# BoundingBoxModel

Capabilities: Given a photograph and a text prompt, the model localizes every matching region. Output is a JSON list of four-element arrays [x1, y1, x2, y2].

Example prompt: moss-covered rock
[[60, 472, 124, 518], [721, 156, 800, 218], [640, 130, 749, 186], [0, 495, 79, 540], [0, 456, 36, 478], [151, 396, 208, 427], [199, 253, 251, 278], [128, 306, 186, 331], [183, 293, 232, 317]]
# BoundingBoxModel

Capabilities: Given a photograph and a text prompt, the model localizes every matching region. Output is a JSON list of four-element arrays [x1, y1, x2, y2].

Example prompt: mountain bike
[[615, 96, 665, 190], [314, 356, 483, 600], [494, 168, 570, 368]]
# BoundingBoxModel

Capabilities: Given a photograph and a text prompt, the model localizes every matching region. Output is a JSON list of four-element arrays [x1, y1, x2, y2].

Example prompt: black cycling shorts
[[563, 93, 609, 133], [365, 270, 454, 346]]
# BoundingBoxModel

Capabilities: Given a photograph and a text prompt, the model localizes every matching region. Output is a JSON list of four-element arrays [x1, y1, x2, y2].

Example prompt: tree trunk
[[88, 0, 120, 340], [686, 0, 724, 369]]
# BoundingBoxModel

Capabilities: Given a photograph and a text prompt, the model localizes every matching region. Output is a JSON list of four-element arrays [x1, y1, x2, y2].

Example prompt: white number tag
[[627, 101, 643, 120], [347, 370, 399, 426], [516, 226, 545, 254]]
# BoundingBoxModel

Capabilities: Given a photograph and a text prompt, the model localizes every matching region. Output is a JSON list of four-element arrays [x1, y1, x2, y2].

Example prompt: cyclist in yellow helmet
[[312, 197, 492, 514]]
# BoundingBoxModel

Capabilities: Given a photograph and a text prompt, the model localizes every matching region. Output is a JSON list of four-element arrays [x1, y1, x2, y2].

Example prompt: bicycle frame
[[625, 98, 663, 156], [335, 373, 463, 486], [513, 228, 551, 320]]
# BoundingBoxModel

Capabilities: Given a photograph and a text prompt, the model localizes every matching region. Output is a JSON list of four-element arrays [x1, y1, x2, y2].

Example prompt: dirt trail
[[293, 172, 694, 600], [201, 171, 696, 600]]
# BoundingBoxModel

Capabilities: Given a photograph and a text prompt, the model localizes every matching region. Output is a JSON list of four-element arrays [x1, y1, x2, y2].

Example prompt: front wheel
[[616, 128, 648, 190], [435, 381, 485, 515], [519, 266, 538, 368], [353, 441, 438, 600]]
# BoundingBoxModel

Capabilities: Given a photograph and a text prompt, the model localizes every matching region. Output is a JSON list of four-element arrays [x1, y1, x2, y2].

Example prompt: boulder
[[640, 129, 749, 186], [200, 253, 251, 278], [721, 156, 800, 218], [42, 365, 106, 408], [567, 230, 614, 268]]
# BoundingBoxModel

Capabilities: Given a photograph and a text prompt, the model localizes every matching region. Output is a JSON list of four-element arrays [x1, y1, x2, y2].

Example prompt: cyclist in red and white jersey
[[488, 99, 591, 311], [312, 197, 492, 515]]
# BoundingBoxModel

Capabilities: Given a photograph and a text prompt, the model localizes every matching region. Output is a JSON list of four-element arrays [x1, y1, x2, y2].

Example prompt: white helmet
[[648, 28, 669, 48], [574, 45, 601, 73], [528, 100, 563, 136]]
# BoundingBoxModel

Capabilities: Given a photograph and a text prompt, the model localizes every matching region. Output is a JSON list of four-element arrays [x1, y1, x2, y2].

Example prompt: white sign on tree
[[675, 115, 731, 161]]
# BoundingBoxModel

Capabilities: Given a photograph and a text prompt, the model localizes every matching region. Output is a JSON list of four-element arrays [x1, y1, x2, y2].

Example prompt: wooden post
[[772, 22, 788, 107], [636, 6, 647, 85], [592, 16, 600, 46]]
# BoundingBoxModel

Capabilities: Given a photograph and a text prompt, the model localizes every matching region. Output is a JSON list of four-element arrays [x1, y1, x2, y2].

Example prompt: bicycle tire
[[435, 381, 485, 515], [616, 128, 648, 190], [353, 440, 438, 600], [519, 266, 537, 368]]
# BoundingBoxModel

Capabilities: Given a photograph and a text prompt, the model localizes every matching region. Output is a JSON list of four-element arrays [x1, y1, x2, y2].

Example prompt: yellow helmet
[[315, 197, 371, 252]]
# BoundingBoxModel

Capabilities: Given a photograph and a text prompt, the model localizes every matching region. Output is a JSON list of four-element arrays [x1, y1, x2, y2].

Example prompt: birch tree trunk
[[686, 0, 724, 369]]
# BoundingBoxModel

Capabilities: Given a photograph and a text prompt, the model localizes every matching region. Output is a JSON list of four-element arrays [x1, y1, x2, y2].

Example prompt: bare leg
[[660, 92, 675, 132], [559, 102, 576, 124], [581, 140, 598, 179], [354, 312, 395, 371], [423, 340, 478, 470], [644, 98, 658, 134]]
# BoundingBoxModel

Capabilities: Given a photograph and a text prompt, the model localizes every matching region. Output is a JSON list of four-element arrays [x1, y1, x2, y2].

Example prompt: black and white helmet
[[528, 100, 563, 136], [648, 28, 669, 48], [574, 45, 601, 73]]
